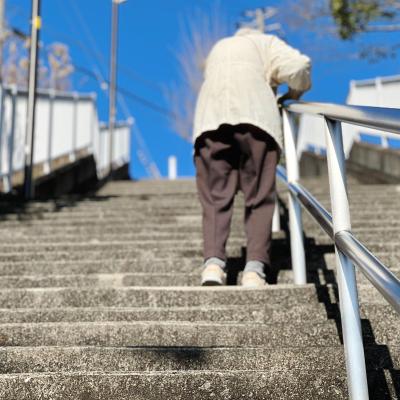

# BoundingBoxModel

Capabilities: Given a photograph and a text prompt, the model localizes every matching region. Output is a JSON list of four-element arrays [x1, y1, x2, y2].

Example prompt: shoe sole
[[201, 272, 226, 286], [201, 280, 223, 286]]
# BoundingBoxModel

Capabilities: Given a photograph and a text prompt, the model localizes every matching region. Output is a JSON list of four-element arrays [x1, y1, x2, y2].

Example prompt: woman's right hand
[[277, 89, 304, 107]]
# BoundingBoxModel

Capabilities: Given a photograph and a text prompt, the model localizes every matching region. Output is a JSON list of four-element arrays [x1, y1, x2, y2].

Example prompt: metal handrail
[[281, 100, 400, 399], [335, 231, 400, 314], [277, 166, 333, 239], [286, 101, 400, 135], [276, 165, 400, 313]]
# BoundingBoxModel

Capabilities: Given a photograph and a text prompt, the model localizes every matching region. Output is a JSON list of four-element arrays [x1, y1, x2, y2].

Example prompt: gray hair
[[234, 27, 263, 37]]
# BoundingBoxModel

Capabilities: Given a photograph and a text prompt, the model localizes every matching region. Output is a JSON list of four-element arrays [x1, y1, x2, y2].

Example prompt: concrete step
[[0, 239, 247, 254], [0, 245, 398, 265], [0, 304, 329, 324], [0, 249, 217, 262], [0, 273, 202, 289], [0, 225, 208, 236], [0, 285, 322, 309], [0, 283, 391, 313], [0, 235, 386, 255], [0, 245, 392, 276], [1, 229, 399, 248], [0, 224, 396, 236], [0, 257, 283, 275], [2, 201, 399, 218], [0, 321, 340, 347], [0, 346, 350, 374], [0, 219, 396, 234], [0, 345, 397, 374], [3, 202, 400, 214], [321, 252, 400, 270], [1, 369, 397, 400], [304, 219, 400, 231], [0, 233, 396, 257], [0, 210, 209, 222], [0, 233, 209, 244], [276, 267, 400, 286], [0, 259, 202, 275], [3, 262, 400, 289], [2, 262, 398, 290], [311, 237, 400, 254]]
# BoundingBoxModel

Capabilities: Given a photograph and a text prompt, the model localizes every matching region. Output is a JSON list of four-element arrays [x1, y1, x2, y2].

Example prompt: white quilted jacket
[[193, 29, 312, 148]]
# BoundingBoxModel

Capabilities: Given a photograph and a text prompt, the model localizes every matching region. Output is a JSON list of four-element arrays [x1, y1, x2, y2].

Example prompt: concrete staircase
[[0, 178, 399, 399]]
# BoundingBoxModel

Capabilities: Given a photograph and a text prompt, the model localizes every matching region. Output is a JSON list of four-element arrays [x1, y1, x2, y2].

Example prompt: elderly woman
[[194, 28, 312, 288]]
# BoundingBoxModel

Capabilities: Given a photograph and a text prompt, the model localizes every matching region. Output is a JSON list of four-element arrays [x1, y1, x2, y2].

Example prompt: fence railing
[[0, 85, 131, 192], [280, 100, 400, 400]]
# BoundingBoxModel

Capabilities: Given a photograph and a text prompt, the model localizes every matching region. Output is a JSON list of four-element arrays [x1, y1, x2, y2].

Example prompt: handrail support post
[[283, 110, 306, 285], [324, 117, 369, 400]]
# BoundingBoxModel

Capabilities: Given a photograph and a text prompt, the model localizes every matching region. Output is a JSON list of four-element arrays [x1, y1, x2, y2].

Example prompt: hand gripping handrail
[[280, 100, 400, 400]]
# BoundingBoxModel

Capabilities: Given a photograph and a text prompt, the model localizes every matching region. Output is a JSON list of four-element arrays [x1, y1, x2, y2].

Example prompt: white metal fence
[[0, 85, 131, 192]]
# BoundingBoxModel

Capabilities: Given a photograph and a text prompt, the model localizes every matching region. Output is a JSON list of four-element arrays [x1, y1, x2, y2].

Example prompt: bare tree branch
[[165, 4, 228, 141]]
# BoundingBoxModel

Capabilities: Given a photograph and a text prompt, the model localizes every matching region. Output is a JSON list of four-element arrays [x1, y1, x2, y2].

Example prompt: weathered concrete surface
[[0, 370, 350, 400], [0, 321, 340, 347], [0, 346, 347, 373], [299, 143, 400, 184], [348, 142, 400, 183], [0, 304, 328, 324], [0, 285, 321, 309], [0, 178, 398, 399]]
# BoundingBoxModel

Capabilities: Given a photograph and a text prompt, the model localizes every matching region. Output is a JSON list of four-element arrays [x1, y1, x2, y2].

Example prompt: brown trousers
[[194, 124, 279, 266]]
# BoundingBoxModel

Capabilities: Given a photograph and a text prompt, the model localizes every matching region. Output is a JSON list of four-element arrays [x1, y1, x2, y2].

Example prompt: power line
[[62, 0, 161, 93], [117, 85, 177, 118], [72, 64, 176, 119], [7, 2, 164, 181], [6, 25, 177, 120], [7, 0, 162, 94], [132, 122, 162, 179], [56, 0, 107, 84], [29, 8, 163, 93]]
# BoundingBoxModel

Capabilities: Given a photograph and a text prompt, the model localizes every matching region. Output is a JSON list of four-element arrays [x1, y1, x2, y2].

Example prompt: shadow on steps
[[277, 195, 400, 399]]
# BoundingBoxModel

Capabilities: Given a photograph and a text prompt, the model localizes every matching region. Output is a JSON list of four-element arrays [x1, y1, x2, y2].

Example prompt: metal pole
[[283, 110, 307, 284], [272, 199, 281, 233], [5, 85, 16, 192], [0, 0, 6, 79], [90, 92, 97, 155], [44, 89, 55, 175], [108, 0, 120, 174], [168, 156, 177, 180], [70, 92, 78, 162], [324, 117, 369, 400], [23, 0, 41, 200], [0, 85, 5, 180]]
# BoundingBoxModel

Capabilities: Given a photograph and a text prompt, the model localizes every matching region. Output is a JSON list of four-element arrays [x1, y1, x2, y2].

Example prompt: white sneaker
[[241, 271, 266, 288], [201, 264, 227, 286]]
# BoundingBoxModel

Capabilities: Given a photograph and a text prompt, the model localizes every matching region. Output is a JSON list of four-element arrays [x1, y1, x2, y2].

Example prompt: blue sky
[[7, 0, 400, 179]]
